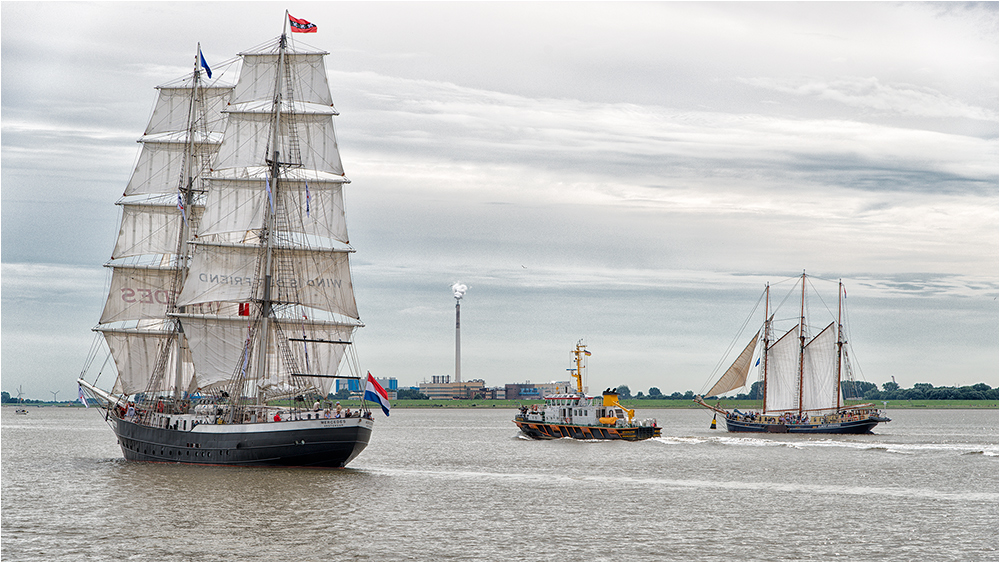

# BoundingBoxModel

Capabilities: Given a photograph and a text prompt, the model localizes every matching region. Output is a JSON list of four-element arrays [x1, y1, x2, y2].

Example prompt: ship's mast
[[572, 340, 587, 394], [172, 45, 203, 403], [797, 271, 806, 416], [762, 283, 770, 413], [837, 278, 844, 411], [253, 32, 288, 397]]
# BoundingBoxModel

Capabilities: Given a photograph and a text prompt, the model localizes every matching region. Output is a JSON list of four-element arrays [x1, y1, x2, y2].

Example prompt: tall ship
[[77, 16, 377, 467], [695, 272, 889, 434], [514, 341, 661, 441]]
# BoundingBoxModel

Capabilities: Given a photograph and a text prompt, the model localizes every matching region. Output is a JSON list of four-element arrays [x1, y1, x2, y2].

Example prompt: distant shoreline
[[9, 399, 997, 410]]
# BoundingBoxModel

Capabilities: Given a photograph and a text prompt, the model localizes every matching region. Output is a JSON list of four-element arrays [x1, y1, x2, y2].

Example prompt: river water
[[2, 406, 997, 561]]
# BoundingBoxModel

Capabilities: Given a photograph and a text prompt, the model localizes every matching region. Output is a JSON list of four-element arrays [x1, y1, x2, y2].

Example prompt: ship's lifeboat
[[599, 416, 617, 426]]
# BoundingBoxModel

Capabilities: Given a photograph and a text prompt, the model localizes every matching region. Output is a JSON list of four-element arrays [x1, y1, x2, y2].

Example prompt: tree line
[[7, 382, 995, 405], [612, 381, 998, 401]]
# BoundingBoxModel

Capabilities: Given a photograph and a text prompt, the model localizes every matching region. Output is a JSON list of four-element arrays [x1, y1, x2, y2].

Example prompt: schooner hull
[[722, 416, 889, 434], [113, 416, 373, 467]]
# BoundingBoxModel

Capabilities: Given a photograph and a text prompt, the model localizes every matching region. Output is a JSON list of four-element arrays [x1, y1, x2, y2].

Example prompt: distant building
[[419, 377, 486, 400], [505, 381, 574, 402], [336, 376, 398, 400]]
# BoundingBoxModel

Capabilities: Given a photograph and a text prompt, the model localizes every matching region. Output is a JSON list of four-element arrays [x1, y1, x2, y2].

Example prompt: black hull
[[514, 419, 660, 441], [113, 416, 373, 468], [723, 416, 889, 434]]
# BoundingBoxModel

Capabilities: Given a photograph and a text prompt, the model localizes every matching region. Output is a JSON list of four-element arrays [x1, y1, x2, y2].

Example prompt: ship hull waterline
[[722, 416, 889, 434], [514, 419, 660, 441], [113, 416, 373, 468]]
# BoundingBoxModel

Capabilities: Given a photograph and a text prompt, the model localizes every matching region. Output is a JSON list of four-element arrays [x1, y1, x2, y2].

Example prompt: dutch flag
[[364, 372, 391, 417]]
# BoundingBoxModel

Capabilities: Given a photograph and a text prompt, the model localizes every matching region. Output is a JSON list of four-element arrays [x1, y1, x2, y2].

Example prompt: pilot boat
[[513, 341, 661, 441]]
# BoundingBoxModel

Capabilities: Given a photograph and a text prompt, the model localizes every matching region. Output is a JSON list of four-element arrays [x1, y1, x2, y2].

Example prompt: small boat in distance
[[15, 386, 28, 414], [514, 341, 661, 441], [695, 272, 890, 434]]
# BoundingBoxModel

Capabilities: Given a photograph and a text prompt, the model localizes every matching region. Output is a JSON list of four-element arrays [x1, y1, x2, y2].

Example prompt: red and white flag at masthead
[[288, 13, 317, 33]]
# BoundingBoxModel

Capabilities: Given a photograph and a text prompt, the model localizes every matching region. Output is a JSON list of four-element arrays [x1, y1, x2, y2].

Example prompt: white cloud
[[740, 76, 997, 121]]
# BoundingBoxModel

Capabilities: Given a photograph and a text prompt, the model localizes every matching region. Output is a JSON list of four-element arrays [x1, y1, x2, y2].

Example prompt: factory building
[[336, 376, 398, 400], [505, 381, 575, 402]]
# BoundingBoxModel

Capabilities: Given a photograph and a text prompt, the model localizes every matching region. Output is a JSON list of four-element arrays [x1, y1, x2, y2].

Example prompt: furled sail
[[706, 329, 760, 397]]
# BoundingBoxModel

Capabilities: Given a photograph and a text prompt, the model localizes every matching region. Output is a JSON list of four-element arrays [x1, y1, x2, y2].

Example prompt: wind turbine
[[50, 390, 60, 403]]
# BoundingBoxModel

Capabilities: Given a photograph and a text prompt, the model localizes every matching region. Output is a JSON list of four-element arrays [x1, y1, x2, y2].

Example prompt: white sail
[[96, 36, 361, 408], [98, 324, 194, 395], [169, 36, 360, 398], [145, 83, 232, 136], [124, 138, 223, 196], [764, 325, 800, 413], [197, 174, 348, 244], [96, 61, 233, 397], [112, 198, 203, 259], [100, 265, 179, 324], [234, 52, 334, 106], [214, 106, 344, 173], [707, 330, 760, 397], [801, 322, 841, 412], [177, 314, 354, 393], [176, 242, 358, 317]]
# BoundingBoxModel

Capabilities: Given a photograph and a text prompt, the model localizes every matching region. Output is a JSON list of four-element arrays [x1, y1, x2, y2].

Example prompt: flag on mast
[[199, 47, 212, 78], [364, 373, 391, 416], [288, 13, 317, 33]]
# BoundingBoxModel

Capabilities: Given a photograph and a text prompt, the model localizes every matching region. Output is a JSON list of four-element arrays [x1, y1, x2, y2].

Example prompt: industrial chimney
[[451, 282, 467, 383]]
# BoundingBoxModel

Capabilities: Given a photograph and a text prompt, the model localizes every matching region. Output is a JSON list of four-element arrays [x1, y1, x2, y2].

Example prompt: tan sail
[[706, 329, 760, 397]]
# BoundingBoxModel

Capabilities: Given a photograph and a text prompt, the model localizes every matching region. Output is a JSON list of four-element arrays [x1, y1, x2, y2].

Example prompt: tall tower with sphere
[[451, 282, 467, 383]]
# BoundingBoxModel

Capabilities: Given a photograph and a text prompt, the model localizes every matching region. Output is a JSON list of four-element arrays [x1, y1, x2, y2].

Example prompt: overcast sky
[[2, 2, 997, 401]]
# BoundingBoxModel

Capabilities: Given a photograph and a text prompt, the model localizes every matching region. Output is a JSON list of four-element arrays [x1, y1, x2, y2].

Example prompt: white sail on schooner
[[695, 272, 890, 433], [78, 18, 375, 467]]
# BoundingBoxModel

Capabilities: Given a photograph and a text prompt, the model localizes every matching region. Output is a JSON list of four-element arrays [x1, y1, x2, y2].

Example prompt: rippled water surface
[[2, 406, 997, 561]]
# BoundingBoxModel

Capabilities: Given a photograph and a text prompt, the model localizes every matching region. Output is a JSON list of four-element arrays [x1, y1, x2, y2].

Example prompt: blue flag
[[199, 47, 212, 79]]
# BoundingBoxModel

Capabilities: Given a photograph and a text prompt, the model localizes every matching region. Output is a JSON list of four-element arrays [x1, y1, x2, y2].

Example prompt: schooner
[[78, 17, 376, 467], [695, 272, 890, 434]]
